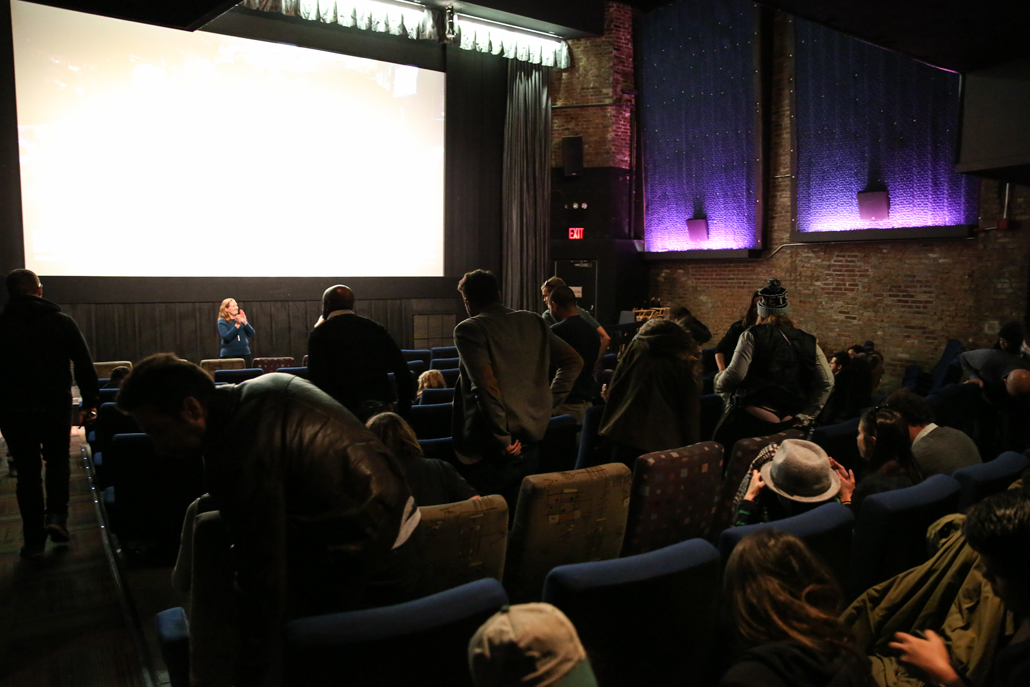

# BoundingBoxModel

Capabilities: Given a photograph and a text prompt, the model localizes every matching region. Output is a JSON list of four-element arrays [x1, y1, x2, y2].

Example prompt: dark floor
[[0, 432, 152, 687]]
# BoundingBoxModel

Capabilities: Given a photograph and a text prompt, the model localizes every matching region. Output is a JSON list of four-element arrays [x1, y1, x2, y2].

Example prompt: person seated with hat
[[469, 603, 598, 687], [733, 439, 841, 527]]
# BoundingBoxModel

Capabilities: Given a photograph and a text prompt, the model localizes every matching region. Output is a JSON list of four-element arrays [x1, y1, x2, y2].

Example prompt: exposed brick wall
[[649, 13, 1030, 390], [551, 2, 634, 170]]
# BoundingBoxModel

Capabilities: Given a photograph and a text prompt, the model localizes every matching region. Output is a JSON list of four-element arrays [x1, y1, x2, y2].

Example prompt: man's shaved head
[[322, 285, 355, 315], [1006, 368, 1030, 397]]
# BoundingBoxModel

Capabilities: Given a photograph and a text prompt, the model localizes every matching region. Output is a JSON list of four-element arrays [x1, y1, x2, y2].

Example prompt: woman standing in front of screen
[[218, 298, 255, 368]]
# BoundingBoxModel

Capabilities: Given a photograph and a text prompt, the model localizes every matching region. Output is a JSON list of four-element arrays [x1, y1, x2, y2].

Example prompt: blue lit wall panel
[[640, 0, 761, 251], [794, 18, 978, 233]]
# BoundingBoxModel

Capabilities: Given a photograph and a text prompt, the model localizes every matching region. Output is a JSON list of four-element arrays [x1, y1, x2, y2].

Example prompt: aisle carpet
[[0, 433, 148, 687]]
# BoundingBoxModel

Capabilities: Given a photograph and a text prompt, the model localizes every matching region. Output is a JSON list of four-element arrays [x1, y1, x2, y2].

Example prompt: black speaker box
[[562, 136, 583, 177]]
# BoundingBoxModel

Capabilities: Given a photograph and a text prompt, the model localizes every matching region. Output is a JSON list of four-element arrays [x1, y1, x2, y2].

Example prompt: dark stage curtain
[[501, 60, 551, 312], [444, 46, 507, 279]]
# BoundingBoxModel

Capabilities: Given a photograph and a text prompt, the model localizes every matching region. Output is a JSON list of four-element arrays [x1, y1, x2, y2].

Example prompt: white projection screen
[[10, 1, 446, 277]]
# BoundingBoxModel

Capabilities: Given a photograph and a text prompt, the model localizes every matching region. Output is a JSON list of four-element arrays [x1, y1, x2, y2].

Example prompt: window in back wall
[[638, 0, 764, 253], [793, 18, 979, 235]]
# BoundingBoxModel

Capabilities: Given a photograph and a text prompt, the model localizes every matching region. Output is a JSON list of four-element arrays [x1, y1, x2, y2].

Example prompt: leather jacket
[[201, 373, 414, 684]]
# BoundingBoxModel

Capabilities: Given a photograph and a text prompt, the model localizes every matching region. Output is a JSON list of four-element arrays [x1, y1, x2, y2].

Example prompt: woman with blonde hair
[[218, 298, 255, 367], [416, 369, 446, 400]]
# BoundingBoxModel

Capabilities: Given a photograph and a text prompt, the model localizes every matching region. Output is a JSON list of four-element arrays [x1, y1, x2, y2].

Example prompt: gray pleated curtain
[[501, 60, 551, 312]]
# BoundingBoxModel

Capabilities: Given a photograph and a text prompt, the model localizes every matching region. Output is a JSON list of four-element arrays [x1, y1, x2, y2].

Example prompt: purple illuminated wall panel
[[795, 19, 978, 233], [640, 0, 761, 252]]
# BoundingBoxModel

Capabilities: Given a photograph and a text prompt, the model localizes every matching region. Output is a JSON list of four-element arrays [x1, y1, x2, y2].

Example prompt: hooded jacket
[[599, 320, 701, 453], [720, 641, 876, 687], [0, 294, 99, 414], [200, 373, 418, 685]]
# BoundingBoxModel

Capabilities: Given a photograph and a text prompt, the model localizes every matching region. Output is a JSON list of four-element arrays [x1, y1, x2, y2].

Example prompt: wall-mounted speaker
[[686, 218, 709, 242], [857, 190, 890, 220], [562, 136, 583, 177]]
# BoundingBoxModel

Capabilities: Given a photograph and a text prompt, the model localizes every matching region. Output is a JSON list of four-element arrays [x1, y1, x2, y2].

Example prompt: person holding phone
[[218, 298, 255, 368]]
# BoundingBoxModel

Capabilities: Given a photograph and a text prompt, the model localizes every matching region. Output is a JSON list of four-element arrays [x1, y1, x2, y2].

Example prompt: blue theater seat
[[953, 451, 1030, 510], [401, 349, 431, 370], [213, 368, 264, 384], [284, 579, 508, 687], [717, 502, 855, 588], [811, 417, 862, 474], [429, 357, 460, 370], [441, 368, 460, 388], [543, 539, 722, 686], [849, 474, 960, 598], [407, 403, 453, 440], [418, 387, 454, 405], [431, 346, 458, 360]]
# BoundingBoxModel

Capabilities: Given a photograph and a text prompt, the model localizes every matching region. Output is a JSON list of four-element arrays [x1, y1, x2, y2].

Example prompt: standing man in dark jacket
[[118, 354, 421, 686], [0, 269, 99, 558], [307, 284, 413, 421]]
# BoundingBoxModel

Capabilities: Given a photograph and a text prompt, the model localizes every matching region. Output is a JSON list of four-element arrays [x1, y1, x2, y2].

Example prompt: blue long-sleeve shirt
[[219, 318, 255, 358]]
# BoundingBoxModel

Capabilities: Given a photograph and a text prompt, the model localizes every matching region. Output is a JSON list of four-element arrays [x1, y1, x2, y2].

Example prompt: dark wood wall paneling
[[61, 297, 463, 366]]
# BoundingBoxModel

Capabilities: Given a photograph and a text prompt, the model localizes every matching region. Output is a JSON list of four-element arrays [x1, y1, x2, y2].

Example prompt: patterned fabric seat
[[251, 357, 294, 374], [200, 358, 245, 375], [94, 360, 132, 378], [708, 428, 803, 539], [622, 441, 723, 556], [417, 495, 508, 597], [503, 463, 632, 603]]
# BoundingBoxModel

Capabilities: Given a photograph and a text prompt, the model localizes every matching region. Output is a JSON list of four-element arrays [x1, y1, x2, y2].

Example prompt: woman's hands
[[829, 457, 855, 504], [888, 630, 963, 687], [744, 469, 765, 501], [235, 309, 248, 326]]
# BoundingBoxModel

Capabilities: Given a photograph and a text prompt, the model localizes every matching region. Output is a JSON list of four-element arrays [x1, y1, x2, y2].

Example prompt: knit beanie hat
[[756, 278, 789, 318]]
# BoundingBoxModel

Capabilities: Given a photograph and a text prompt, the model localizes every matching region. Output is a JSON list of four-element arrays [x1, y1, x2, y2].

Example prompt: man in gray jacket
[[452, 270, 583, 506]]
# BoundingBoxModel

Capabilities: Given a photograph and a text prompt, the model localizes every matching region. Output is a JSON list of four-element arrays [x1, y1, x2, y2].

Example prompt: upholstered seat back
[[622, 442, 723, 556], [417, 495, 508, 597], [503, 463, 632, 603]]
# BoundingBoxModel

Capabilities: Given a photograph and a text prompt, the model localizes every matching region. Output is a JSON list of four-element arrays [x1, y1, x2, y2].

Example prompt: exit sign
[[568, 227, 584, 239]]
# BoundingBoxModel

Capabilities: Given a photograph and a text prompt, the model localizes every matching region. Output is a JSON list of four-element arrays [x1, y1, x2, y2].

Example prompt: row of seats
[[154, 445, 1028, 687]]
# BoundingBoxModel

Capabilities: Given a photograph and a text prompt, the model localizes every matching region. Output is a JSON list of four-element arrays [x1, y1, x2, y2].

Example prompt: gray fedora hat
[[759, 439, 840, 503]]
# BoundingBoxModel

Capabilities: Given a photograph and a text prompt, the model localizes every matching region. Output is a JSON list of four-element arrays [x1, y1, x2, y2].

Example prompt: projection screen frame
[[0, 2, 479, 304]]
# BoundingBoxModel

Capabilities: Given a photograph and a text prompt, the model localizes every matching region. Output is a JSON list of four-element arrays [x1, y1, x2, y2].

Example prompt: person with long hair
[[721, 530, 876, 686], [714, 279, 834, 452], [831, 406, 923, 513], [597, 317, 701, 468], [714, 291, 760, 372], [416, 369, 445, 400], [366, 412, 478, 507], [217, 297, 255, 367]]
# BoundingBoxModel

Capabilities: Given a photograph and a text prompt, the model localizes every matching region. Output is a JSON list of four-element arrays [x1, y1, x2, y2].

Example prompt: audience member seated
[[714, 290, 760, 371], [887, 489, 1030, 687], [819, 353, 873, 425], [959, 342, 1030, 451], [103, 366, 131, 389], [994, 321, 1025, 354], [598, 318, 700, 468], [714, 279, 834, 451], [416, 369, 446, 400], [832, 407, 923, 513], [468, 603, 598, 687], [732, 439, 841, 526], [884, 389, 981, 476], [546, 285, 601, 423], [667, 305, 713, 346], [720, 530, 875, 687], [366, 412, 478, 507], [117, 354, 422, 687]]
